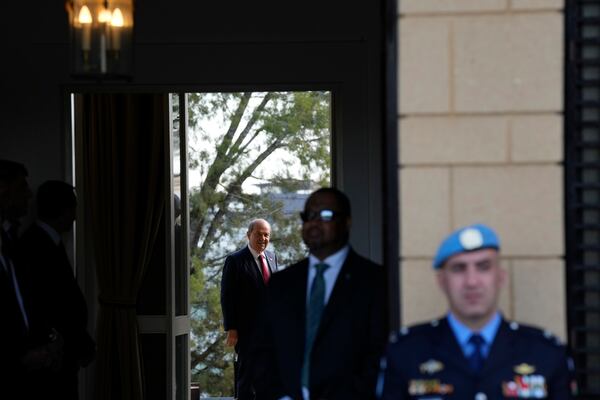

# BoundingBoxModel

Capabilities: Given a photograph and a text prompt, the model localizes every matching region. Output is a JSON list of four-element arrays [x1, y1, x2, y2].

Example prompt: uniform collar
[[447, 311, 501, 348], [308, 244, 349, 271], [247, 243, 265, 259]]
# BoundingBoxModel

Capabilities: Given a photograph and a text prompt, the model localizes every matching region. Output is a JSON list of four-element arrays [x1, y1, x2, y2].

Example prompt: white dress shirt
[[248, 244, 270, 276], [305, 245, 349, 304]]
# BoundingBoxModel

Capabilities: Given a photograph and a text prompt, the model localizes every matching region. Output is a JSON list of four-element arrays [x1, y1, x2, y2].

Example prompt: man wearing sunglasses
[[254, 187, 387, 400]]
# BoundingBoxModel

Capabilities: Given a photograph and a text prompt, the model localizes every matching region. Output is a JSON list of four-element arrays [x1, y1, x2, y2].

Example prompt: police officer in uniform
[[379, 224, 575, 400]]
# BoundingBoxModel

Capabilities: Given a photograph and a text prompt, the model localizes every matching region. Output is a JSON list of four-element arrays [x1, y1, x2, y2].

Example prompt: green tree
[[186, 91, 331, 395]]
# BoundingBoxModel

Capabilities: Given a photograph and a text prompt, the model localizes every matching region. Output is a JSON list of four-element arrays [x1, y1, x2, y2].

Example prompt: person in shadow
[[0, 160, 61, 398], [0, 160, 32, 253], [16, 180, 95, 399], [253, 187, 388, 400], [0, 160, 34, 395]]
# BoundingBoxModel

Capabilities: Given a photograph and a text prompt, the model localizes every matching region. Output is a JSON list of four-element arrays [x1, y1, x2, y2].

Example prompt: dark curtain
[[80, 93, 166, 400]]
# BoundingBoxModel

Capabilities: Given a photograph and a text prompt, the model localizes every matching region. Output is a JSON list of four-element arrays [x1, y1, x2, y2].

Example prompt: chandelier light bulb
[[111, 8, 124, 27], [78, 5, 93, 24]]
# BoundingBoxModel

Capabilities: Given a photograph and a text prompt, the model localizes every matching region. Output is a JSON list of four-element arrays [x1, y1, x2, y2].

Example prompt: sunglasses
[[300, 209, 344, 222]]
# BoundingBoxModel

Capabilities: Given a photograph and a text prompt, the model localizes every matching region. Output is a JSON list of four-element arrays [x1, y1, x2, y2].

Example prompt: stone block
[[452, 165, 563, 256], [512, 258, 567, 340], [400, 0, 507, 14], [400, 116, 508, 164], [510, 115, 563, 162], [400, 167, 451, 257], [510, 0, 564, 11], [498, 260, 513, 319], [399, 17, 451, 114], [453, 13, 563, 112], [401, 260, 447, 325]]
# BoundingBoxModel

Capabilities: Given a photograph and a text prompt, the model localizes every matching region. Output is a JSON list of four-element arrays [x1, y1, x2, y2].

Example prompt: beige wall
[[398, 0, 566, 339]]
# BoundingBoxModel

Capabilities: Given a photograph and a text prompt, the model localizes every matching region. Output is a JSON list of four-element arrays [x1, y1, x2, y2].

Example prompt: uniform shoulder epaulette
[[508, 320, 564, 347], [389, 320, 439, 344]]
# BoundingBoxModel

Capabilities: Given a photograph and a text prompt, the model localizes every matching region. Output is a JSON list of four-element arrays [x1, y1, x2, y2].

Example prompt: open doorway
[[178, 91, 332, 397]]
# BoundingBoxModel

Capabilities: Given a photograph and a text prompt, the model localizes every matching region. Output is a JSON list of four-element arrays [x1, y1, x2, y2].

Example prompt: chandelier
[[66, 0, 134, 78]]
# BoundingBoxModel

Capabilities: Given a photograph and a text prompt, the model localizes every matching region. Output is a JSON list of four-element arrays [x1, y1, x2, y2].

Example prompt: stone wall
[[398, 0, 566, 338]]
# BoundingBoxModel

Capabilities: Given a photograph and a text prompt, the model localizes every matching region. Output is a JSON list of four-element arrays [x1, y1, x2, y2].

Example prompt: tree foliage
[[186, 91, 331, 395]]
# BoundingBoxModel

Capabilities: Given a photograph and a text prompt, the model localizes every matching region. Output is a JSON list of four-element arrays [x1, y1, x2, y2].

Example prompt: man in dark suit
[[0, 161, 32, 395], [221, 218, 278, 399], [17, 180, 95, 399], [379, 224, 576, 399], [255, 187, 387, 400], [0, 160, 32, 253], [0, 161, 63, 398]]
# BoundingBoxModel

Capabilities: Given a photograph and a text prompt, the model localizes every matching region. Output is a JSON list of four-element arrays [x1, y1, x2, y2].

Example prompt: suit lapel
[[285, 262, 309, 383], [265, 250, 277, 272], [55, 239, 72, 274], [286, 260, 309, 331], [242, 247, 262, 286]]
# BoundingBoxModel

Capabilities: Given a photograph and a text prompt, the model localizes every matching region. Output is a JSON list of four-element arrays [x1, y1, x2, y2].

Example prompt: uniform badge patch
[[459, 228, 484, 249], [408, 379, 454, 396], [419, 359, 444, 375], [502, 375, 547, 398], [571, 379, 578, 396], [514, 363, 536, 375]]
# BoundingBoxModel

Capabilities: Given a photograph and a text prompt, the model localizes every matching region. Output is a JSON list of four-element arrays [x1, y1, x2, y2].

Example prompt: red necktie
[[259, 254, 270, 284]]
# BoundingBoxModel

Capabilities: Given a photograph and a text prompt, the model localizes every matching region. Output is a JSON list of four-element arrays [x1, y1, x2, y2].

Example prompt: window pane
[[140, 333, 167, 400], [172, 93, 189, 317]]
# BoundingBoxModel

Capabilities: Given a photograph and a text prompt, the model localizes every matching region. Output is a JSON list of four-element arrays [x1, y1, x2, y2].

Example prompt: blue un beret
[[433, 224, 500, 269]]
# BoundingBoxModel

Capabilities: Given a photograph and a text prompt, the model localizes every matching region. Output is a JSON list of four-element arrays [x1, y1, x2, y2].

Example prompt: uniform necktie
[[302, 262, 330, 387], [258, 254, 270, 284], [468, 333, 485, 372]]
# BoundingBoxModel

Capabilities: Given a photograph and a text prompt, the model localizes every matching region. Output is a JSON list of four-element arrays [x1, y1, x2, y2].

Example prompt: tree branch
[[190, 333, 227, 366], [195, 137, 285, 259], [226, 93, 274, 160], [190, 93, 253, 248]]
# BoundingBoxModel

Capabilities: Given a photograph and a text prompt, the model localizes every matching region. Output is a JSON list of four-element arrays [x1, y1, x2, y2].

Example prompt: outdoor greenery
[[184, 91, 331, 395]]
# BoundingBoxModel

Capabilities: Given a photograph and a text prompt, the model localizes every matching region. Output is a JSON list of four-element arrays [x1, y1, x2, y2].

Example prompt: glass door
[[169, 93, 191, 400]]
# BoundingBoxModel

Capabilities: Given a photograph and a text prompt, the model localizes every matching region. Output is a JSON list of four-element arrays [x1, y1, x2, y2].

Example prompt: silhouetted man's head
[[300, 187, 352, 260], [0, 160, 32, 222], [37, 180, 77, 233]]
